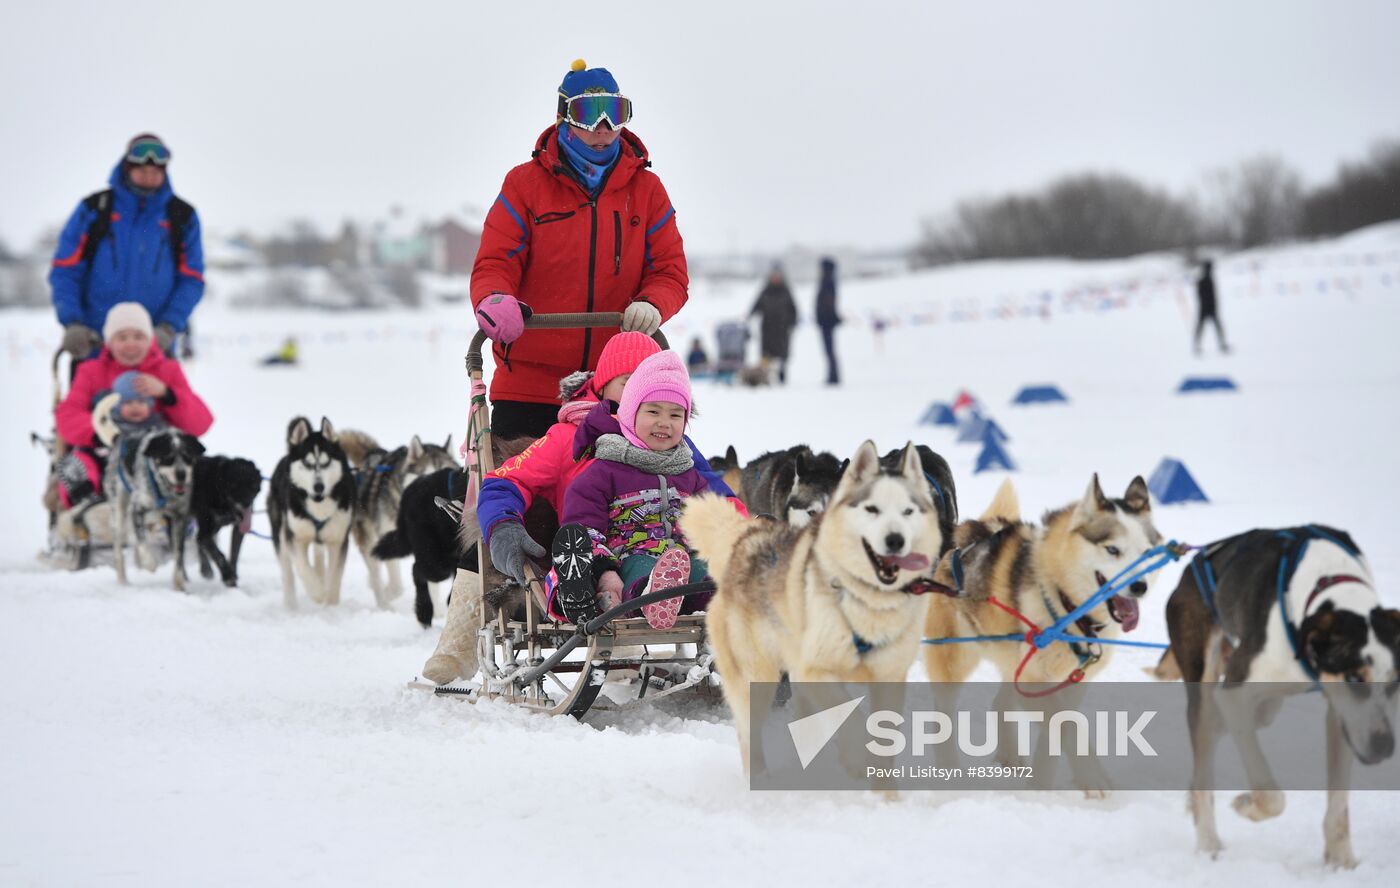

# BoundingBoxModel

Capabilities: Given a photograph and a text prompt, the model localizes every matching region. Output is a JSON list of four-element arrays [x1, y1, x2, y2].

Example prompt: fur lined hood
[[559, 370, 594, 404]]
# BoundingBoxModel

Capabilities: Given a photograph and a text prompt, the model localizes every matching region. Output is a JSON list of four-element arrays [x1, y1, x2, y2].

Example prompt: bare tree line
[[914, 139, 1400, 266]]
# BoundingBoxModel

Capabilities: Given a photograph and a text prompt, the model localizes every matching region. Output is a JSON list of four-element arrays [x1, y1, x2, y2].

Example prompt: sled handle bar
[[511, 580, 717, 688], [466, 312, 669, 372]]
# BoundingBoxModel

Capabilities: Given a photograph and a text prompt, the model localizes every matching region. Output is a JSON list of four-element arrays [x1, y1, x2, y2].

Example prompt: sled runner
[[422, 313, 719, 718]]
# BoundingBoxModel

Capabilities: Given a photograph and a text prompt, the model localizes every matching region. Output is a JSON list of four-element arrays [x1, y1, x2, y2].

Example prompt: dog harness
[[114, 438, 172, 508], [1192, 525, 1367, 682], [1040, 588, 1102, 671]]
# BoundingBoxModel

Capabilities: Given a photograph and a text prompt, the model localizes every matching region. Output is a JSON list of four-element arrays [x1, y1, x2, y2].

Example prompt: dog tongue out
[[1112, 595, 1140, 632], [883, 553, 930, 572], [238, 506, 254, 535]]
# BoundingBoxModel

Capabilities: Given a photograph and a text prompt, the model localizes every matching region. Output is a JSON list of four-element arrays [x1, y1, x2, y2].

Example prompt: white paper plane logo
[[787, 696, 865, 769]]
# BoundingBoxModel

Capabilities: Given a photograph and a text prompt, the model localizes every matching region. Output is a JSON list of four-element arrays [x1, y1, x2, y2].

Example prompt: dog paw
[[1196, 834, 1224, 859], [199, 562, 214, 579], [1232, 789, 1285, 821], [1325, 843, 1358, 870]]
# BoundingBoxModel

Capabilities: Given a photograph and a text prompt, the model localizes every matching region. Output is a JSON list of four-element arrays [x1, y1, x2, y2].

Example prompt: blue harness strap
[[1190, 552, 1221, 623], [922, 469, 948, 514], [853, 634, 874, 656], [948, 547, 965, 593], [1276, 531, 1320, 683]]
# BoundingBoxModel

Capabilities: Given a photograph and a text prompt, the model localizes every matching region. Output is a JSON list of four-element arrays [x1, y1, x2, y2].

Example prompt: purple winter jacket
[[561, 401, 710, 563]]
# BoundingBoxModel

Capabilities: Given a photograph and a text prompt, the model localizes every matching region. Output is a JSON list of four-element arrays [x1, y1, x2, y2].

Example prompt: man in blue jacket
[[51, 134, 205, 360]]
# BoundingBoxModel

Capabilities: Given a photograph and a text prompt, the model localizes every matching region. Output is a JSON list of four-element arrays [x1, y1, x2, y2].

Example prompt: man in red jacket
[[471, 59, 689, 440], [54, 302, 213, 508]]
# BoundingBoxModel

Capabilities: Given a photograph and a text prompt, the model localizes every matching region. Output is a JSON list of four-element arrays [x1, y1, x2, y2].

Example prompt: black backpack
[[79, 189, 195, 269]]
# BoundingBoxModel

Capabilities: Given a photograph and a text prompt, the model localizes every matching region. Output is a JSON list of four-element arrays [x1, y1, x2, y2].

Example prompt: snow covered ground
[[3, 225, 1399, 885]]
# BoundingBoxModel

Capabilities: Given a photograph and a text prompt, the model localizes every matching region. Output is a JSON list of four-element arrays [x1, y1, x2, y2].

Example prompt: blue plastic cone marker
[[981, 419, 1010, 444], [1012, 385, 1069, 405], [1177, 377, 1238, 394], [957, 413, 988, 443], [974, 438, 1016, 473], [1147, 457, 1209, 505], [920, 402, 957, 426]]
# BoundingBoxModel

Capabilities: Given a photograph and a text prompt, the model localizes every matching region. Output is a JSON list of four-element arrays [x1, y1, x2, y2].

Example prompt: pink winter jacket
[[55, 343, 214, 447]]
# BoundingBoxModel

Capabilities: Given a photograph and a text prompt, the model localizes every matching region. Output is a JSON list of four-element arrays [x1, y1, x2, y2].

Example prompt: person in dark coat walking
[[749, 266, 798, 384], [1194, 260, 1230, 356], [814, 256, 842, 385]]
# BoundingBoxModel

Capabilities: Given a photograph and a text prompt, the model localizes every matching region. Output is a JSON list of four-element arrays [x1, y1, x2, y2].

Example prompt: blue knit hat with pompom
[[558, 58, 620, 100]]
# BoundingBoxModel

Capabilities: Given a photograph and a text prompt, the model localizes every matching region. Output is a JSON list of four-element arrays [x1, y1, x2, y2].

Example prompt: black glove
[[155, 323, 177, 353], [488, 521, 546, 585], [61, 324, 101, 360]]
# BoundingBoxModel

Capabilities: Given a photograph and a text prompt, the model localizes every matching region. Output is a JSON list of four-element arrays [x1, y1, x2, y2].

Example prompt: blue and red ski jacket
[[50, 159, 205, 334]]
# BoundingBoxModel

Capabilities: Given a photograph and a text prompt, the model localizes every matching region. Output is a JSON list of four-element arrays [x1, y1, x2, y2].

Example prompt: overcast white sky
[[1, 0, 1397, 255]]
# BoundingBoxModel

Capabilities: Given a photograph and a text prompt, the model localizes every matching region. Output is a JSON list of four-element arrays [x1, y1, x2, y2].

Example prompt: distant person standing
[[749, 265, 797, 384], [814, 256, 842, 385], [686, 336, 710, 376], [50, 134, 204, 363], [1194, 259, 1230, 356]]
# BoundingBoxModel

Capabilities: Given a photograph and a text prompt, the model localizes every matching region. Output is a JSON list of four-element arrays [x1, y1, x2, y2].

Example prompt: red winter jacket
[[55, 343, 214, 448], [471, 126, 688, 404]]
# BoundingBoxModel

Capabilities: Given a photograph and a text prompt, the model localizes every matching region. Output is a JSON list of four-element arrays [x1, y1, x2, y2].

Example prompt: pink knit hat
[[618, 351, 692, 447], [592, 331, 661, 394]]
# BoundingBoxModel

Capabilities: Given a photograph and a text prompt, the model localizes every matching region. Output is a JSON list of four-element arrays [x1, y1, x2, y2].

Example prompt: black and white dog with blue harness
[[103, 426, 205, 591], [1163, 524, 1400, 868]]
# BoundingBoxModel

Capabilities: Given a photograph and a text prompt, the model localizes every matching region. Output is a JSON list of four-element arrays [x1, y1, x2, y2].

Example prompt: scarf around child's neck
[[593, 433, 694, 475]]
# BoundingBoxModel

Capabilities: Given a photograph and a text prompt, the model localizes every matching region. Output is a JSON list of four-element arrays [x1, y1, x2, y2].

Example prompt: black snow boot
[[551, 523, 600, 624]]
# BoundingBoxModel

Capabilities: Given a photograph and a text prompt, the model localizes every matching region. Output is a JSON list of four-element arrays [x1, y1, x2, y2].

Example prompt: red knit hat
[[592, 331, 661, 393]]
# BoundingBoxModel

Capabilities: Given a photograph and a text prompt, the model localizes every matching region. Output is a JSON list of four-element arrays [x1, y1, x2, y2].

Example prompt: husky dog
[[1159, 526, 1399, 869], [684, 441, 943, 776], [923, 475, 1160, 686], [922, 475, 1160, 793], [738, 445, 847, 527], [192, 455, 262, 587], [350, 434, 457, 608], [267, 416, 356, 608], [105, 427, 205, 591], [706, 446, 745, 502]]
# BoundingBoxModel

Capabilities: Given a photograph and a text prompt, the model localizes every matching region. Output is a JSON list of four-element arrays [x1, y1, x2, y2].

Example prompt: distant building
[[430, 219, 481, 275]]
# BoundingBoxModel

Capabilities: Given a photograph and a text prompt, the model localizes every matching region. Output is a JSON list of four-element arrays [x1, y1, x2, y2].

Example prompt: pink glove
[[475, 293, 530, 344]]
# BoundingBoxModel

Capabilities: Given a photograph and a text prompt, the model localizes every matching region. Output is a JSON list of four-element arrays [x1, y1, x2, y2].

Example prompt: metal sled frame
[[446, 313, 718, 718]]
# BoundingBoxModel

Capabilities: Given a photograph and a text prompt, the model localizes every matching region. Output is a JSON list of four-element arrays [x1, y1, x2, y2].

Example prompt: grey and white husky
[[342, 431, 456, 608], [267, 416, 356, 608]]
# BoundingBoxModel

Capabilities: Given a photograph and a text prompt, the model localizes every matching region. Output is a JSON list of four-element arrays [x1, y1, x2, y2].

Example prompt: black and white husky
[[1162, 525, 1400, 868], [104, 427, 205, 591], [267, 416, 355, 608]]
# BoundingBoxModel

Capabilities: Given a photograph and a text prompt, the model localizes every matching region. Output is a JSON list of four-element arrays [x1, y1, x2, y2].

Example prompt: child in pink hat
[[554, 351, 715, 629]]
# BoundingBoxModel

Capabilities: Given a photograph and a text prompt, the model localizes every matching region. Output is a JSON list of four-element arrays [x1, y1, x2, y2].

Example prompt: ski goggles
[[558, 93, 633, 131], [126, 139, 171, 166]]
